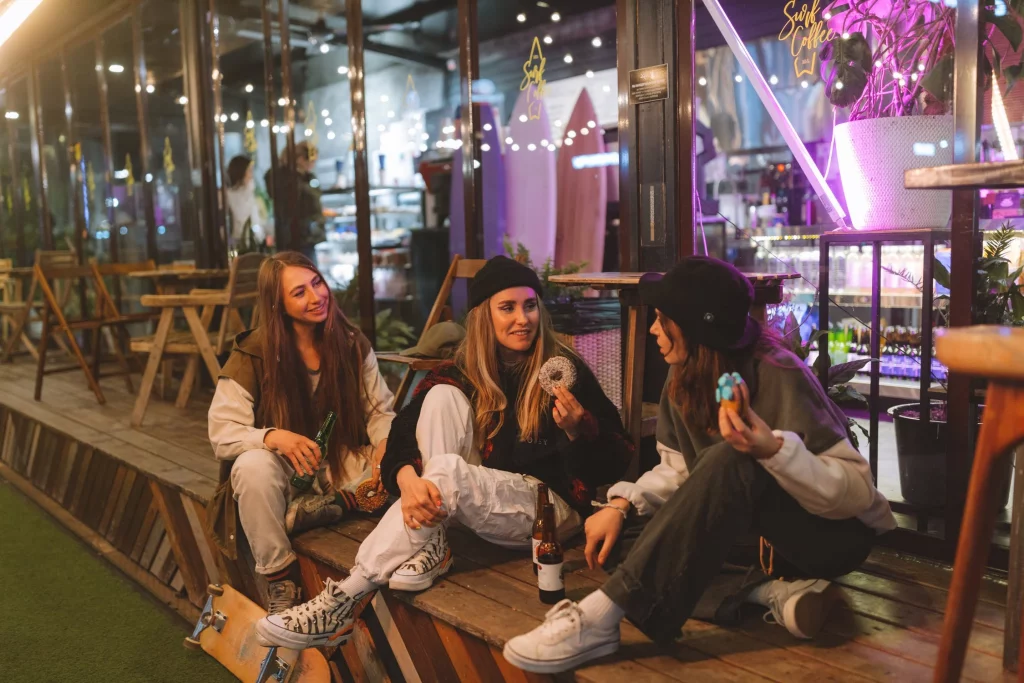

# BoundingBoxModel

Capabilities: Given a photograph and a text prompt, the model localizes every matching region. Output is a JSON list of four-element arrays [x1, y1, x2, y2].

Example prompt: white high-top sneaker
[[255, 577, 358, 649], [388, 525, 453, 592], [760, 578, 838, 639]]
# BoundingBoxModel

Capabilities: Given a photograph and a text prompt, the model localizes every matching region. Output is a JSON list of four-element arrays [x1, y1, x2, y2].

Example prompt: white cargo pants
[[351, 384, 581, 585]]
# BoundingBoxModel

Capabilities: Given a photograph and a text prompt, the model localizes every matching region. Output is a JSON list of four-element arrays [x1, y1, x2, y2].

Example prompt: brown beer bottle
[[532, 484, 550, 575], [536, 503, 565, 604]]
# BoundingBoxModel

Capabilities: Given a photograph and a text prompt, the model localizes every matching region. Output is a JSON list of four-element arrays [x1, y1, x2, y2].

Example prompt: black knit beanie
[[468, 256, 543, 309]]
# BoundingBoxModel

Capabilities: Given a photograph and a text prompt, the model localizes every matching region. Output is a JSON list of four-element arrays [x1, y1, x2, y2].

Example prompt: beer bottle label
[[537, 562, 564, 591], [532, 538, 540, 566]]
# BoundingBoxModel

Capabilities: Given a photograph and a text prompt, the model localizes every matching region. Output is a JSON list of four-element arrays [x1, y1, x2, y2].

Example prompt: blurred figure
[[226, 155, 270, 252], [266, 142, 324, 262]]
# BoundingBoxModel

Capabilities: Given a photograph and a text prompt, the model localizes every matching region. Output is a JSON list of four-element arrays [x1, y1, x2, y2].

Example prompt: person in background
[[501, 256, 896, 674], [207, 251, 395, 615], [225, 155, 270, 251], [254, 256, 635, 650], [265, 142, 325, 262]]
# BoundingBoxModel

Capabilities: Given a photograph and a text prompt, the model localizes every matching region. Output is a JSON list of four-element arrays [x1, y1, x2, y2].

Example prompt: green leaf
[[1005, 64, 1024, 94], [992, 13, 1023, 53], [1011, 289, 1024, 323], [933, 257, 952, 290], [829, 357, 875, 385], [828, 384, 869, 407]]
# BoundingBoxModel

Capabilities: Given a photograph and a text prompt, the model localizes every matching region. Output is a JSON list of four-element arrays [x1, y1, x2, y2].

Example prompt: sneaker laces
[[398, 527, 446, 572], [534, 600, 585, 642], [278, 578, 353, 631], [267, 580, 300, 614]]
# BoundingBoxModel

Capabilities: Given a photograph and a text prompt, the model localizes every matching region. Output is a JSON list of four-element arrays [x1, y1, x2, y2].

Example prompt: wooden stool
[[934, 326, 1024, 682]]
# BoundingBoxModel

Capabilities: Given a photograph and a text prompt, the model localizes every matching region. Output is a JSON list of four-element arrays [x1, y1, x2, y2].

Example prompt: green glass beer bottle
[[290, 411, 336, 492]]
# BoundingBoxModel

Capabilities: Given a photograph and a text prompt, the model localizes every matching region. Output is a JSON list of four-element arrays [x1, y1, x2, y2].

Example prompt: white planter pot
[[834, 115, 954, 230]]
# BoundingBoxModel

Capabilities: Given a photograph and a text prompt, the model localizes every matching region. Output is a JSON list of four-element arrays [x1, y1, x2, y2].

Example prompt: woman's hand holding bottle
[[264, 429, 321, 475]]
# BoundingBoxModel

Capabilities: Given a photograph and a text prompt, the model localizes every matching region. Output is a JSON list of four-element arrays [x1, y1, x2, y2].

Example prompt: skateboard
[[184, 583, 330, 682]]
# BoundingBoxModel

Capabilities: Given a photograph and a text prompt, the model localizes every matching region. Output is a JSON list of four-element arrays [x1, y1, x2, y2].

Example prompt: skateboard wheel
[[183, 636, 202, 650], [208, 584, 224, 596]]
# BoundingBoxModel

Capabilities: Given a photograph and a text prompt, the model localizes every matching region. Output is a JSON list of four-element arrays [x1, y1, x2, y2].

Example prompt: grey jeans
[[231, 449, 298, 575], [601, 442, 877, 644]]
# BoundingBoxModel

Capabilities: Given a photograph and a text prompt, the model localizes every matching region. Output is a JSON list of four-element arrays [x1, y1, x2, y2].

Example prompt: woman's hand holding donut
[[396, 465, 447, 529], [552, 385, 585, 440], [264, 429, 321, 476], [718, 382, 782, 460]]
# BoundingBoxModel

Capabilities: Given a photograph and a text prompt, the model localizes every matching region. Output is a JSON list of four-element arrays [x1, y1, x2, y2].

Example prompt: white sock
[[746, 580, 778, 606], [578, 589, 626, 630], [338, 572, 379, 601]]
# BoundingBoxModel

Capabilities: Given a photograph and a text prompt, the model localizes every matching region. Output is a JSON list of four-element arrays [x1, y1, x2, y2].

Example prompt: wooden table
[[127, 269, 230, 294], [548, 271, 800, 470]]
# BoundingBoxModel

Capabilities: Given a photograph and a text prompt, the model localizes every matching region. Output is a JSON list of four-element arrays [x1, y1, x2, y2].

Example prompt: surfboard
[[554, 89, 606, 272], [505, 88, 557, 266]]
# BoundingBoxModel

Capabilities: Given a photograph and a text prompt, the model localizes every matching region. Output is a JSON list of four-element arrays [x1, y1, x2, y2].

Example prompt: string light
[[734, 74, 743, 83], [245, 84, 254, 93], [551, 11, 561, 21], [528, 143, 537, 150], [519, 114, 528, 122], [698, 76, 707, 86], [567, 130, 576, 138], [544, 35, 553, 44], [563, 54, 573, 63], [801, 81, 809, 88], [325, 117, 332, 126], [591, 37, 602, 48], [482, 143, 491, 151], [769, 74, 779, 85], [517, 12, 526, 22], [586, 70, 594, 78], [483, 123, 492, 131]]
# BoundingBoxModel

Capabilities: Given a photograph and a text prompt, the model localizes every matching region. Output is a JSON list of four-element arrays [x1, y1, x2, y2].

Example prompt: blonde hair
[[453, 299, 575, 449]]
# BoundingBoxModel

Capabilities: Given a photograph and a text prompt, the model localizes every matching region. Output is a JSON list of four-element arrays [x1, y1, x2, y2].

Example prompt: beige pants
[[230, 449, 298, 575], [351, 384, 581, 585]]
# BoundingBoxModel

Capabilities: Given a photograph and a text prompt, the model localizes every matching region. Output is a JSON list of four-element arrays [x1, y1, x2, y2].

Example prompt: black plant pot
[[889, 401, 1011, 509]]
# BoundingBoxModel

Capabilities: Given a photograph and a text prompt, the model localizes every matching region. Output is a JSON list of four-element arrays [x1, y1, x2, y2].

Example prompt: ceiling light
[[554, 119, 562, 127], [230, 112, 239, 121], [801, 80, 809, 88], [261, 119, 269, 127], [551, 11, 561, 21], [4, 111, 18, 120], [591, 37, 602, 48], [481, 143, 491, 152], [483, 123, 492, 131], [541, 139, 548, 146], [327, 131, 336, 140], [563, 53, 573, 63], [517, 12, 527, 22], [245, 84, 254, 93], [537, 1, 549, 6], [505, 136, 514, 144], [527, 143, 536, 151], [564, 137, 573, 146], [511, 143, 520, 151], [381, 95, 389, 102], [586, 70, 594, 78], [278, 97, 287, 106], [324, 117, 332, 126], [543, 35, 553, 44], [246, 119, 255, 128], [0, 0, 46, 50], [769, 74, 778, 86], [321, 109, 329, 117], [319, 44, 330, 54], [146, 84, 155, 93], [338, 66, 347, 75], [272, 124, 280, 133], [108, 64, 124, 73], [304, 127, 312, 136], [602, 85, 610, 92], [587, 120, 596, 128], [734, 74, 743, 83], [567, 130, 576, 138], [519, 114, 528, 122], [698, 76, 707, 86], [580, 128, 589, 135], [547, 144, 556, 151], [179, 96, 189, 105]]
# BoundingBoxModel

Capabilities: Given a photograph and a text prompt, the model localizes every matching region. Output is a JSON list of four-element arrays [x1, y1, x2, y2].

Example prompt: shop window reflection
[[68, 41, 109, 264], [5, 79, 42, 261], [0, 87, 20, 263], [37, 58, 73, 252]]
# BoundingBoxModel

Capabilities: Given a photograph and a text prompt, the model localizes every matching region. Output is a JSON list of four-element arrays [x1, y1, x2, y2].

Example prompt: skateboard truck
[[184, 584, 228, 649], [257, 648, 292, 683]]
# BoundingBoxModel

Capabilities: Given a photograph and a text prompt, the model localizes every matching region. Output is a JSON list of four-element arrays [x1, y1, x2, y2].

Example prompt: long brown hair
[[453, 296, 575, 450], [256, 252, 372, 482], [661, 311, 783, 434]]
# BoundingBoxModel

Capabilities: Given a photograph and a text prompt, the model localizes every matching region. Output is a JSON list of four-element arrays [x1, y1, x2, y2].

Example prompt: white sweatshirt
[[607, 348, 896, 533], [208, 350, 395, 488]]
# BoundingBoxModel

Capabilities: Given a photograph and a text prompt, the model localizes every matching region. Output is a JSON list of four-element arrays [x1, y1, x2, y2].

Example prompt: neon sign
[[520, 37, 547, 120], [778, 0, 835, 78]]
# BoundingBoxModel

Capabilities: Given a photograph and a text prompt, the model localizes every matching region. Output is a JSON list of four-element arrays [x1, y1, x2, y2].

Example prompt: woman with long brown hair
[[255, 256, 634, 650], [502, 256, 897, 674], [208, 251, 394, 615]]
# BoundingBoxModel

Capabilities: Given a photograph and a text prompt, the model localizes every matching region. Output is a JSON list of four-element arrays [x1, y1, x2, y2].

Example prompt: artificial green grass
[[0, 480, 237, 683]]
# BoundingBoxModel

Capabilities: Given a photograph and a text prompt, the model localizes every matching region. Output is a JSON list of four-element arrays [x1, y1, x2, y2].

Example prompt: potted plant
[[887, 223, 1024, 506], [504, 238, 623, 406], [819, 0, 1023, 230]]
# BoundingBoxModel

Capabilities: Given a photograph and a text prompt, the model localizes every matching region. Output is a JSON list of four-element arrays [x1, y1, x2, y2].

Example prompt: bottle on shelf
[[290, 411, 336, 492], [532, 484, 550, 576], [536, 503, 565, 604]]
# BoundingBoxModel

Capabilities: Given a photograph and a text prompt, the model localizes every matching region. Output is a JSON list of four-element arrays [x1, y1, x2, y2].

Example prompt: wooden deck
[[0, 357, 1016, 682]]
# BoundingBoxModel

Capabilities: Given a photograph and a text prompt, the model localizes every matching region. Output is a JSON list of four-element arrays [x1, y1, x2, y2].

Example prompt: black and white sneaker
[[255, 578, 357, 649], [388, 526, 453, 592], [266, 578, 301, 615], [285, 494, 344, 536]]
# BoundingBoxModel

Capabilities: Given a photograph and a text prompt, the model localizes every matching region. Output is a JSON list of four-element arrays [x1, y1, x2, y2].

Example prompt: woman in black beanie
[[503, 256, 897, 674], [256, 255, 633, 650]]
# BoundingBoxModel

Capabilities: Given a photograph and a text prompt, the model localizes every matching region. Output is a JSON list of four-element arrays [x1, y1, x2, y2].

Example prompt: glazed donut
[[716, 372, 747, 415], [538, 356, 577, 395]]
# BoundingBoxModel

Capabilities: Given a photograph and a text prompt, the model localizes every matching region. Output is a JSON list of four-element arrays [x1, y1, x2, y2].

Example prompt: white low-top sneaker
[[762, 578, 838, 639], [255, 577, 358, 649], [389, 526, 453, 592], [502, 600, 620, 674]]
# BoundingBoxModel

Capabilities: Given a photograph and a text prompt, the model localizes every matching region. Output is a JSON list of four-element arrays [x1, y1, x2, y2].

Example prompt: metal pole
[[260, 0, 280, 243], [133, 6, 159, 263], [675, 0, 695, 260], [346, 0, 376, 346], [616, 0, 637, 271], [96, 38, 122, 268], [277, 0, 298, 251], [945, 0, 983, 561], [456, 0, 480, 258], [28, 65, 53, 251]]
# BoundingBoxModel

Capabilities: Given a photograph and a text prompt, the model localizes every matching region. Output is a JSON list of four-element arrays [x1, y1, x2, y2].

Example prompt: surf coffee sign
[[521, 37, 547, 120], [778, 0, 836, 78]]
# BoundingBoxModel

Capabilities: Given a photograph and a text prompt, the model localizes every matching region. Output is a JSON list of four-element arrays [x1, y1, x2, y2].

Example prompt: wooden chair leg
[[34, 314, 51, 401], [132, 308, 174, 427], [182, 306, 221, 381], [104, 326, 135, 394], [175, 356, 200, 409], [90, 327, 102, 381], [936, 382, 1024, 683]]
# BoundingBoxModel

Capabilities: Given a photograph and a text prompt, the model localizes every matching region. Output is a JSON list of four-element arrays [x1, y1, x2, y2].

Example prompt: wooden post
[[456, 0, 481, 259]]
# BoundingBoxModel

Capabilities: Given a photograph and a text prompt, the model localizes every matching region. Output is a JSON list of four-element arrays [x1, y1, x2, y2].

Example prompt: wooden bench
[[0, 358, 1017, 682]]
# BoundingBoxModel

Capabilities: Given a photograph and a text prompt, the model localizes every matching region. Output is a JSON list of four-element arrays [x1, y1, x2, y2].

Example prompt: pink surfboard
[[505, 88, 556, 265], [554, 89, 606, 271]]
